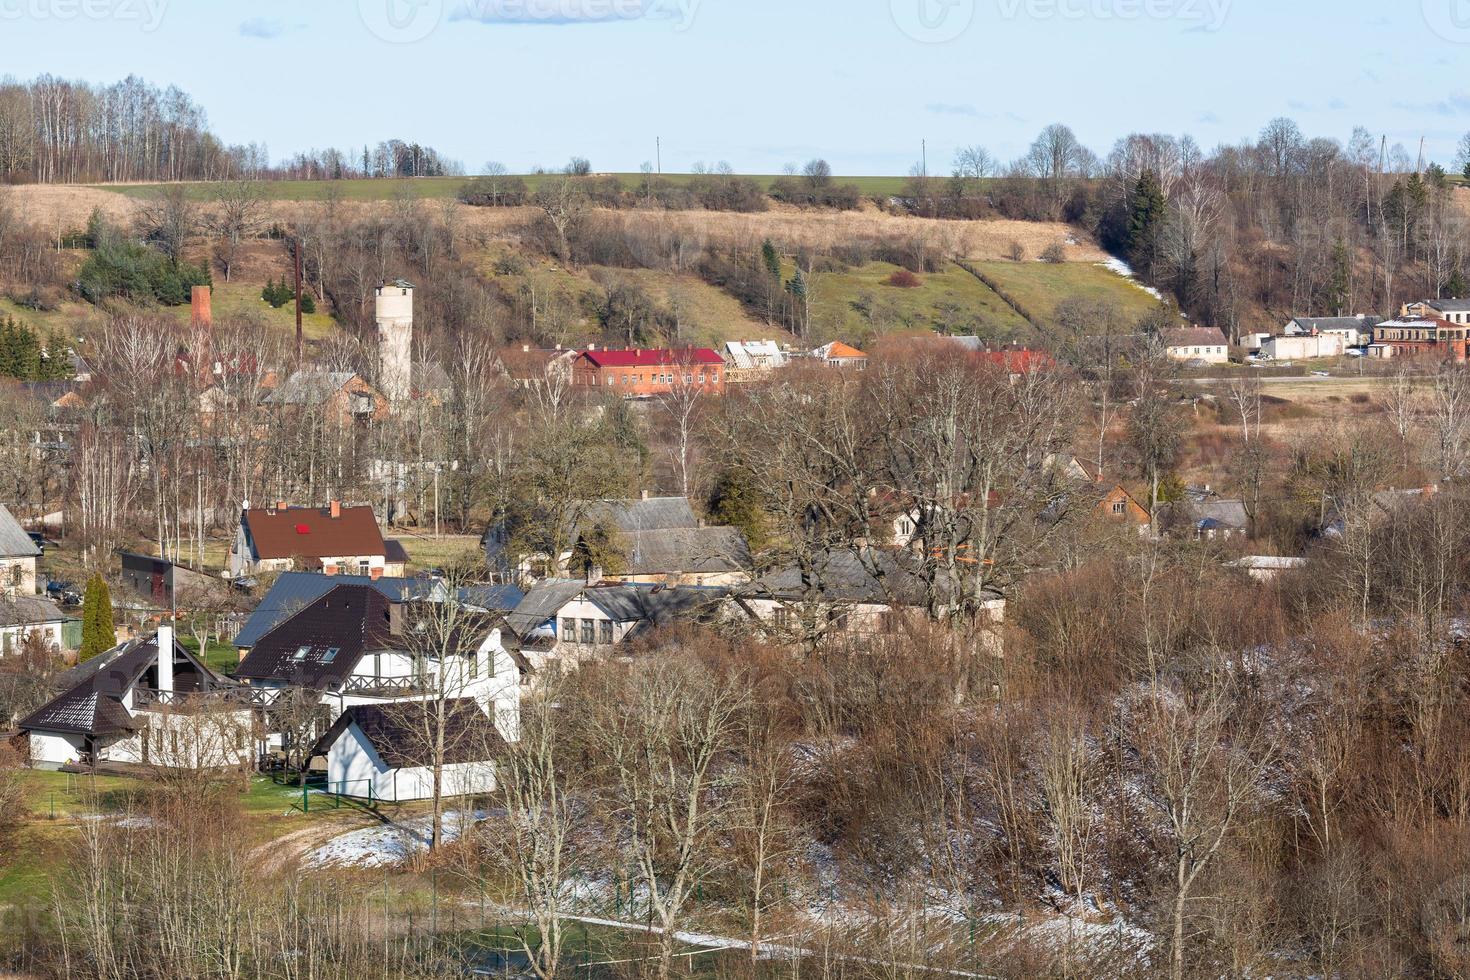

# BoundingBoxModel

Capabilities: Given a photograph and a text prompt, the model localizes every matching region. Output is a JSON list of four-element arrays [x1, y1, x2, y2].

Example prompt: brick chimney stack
[[191, 286, 212, 330], [330, 499, 341, 519]]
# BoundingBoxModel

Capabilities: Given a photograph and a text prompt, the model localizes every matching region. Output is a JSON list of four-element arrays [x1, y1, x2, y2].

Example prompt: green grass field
[[970, 260, 1166, 329], [809, 260, 1034, 346], [96, 173, 919, 203]]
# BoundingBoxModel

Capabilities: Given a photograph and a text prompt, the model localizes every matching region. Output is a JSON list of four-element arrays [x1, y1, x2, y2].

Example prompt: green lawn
[[95, 173, 919, 203], [808, 260, 1034, 346], [156, 278, 338, 341], [970, 260, 1166, 330]]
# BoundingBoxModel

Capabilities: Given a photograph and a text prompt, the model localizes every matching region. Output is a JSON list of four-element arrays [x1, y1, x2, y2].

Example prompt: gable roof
[[581, 496, 701, 535], [1428, 298, 1470, 313], [502, 580, 728, 639], [1161, 327, 1228, 348], [814, 341, 867, 360], [617, 526, 751, 576], [0, 503, 39, 559], [581, 348, 723, 369], [0, 594, 67, 628], [723, 340, 787, 370], [747, 549, 928, 606], [263, 371, 361, 407], [309, 699, 501, 769], [234, 584, 397, 687], [19, 633, 222, 736], [233, 572, 428, 649], [242, 504, 387, 562], [1288, 316, 1378, 333]]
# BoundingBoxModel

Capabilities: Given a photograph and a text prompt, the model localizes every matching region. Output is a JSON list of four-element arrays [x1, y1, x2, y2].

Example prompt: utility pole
[[656, 136, 662, 175], [293, 235, 304, 364], [922, 139, 927, 176]]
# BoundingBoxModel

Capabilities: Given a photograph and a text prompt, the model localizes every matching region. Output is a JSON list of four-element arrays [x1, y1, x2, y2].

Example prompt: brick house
[[572, 348, 725, 397], [1368, 317, 1470, 360], [263, 371, 389, 426]]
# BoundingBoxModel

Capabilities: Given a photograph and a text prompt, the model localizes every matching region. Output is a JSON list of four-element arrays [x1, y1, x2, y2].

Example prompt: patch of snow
[[306, 809, 488, 869], [1096, 257, 1165, 302]]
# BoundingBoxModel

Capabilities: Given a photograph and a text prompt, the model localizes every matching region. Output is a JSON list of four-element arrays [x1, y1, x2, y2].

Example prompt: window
[[607, 376, 615, 386], [772, 607, 790, 630], [293, 646, 311, 662], [468, 654, 478, 679], [684, 374, 693, 384], [581, 619, 596, 645], [320, 647, 340, 664], [1112, 500, 1127, 515], [599, 620, 613, 645], [561, 617, 577, 642], [358, 561, 370, 576]]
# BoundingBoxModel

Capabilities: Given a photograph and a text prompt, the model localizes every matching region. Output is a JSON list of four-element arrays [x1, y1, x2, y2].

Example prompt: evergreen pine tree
[[761, 239, 781, 280], [0, 317, 17, 379], [1446, 268, 1469, 299], [1127, 169, 1167, 280], [79, 573, 115, 662], [1326, 242, 1352, 315], [299, 292, 316, 315]]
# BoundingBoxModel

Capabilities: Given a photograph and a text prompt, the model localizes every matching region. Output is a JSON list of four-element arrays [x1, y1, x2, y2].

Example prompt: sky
[[4, 0, 1470, 175]]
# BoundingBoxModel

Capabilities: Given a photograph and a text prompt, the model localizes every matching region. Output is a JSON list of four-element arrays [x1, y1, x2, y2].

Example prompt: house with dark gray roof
[[484, 493, 732, 583], [1284, 315, 1379, 347], [19, 625, 252, 771], [598, 526, 752, 587], [726, 549, 1005, 650], [497, 579, 728, 672], [0, 503, 40, 597], [233, 582, 523, 757], [308, 698, 501, 802]]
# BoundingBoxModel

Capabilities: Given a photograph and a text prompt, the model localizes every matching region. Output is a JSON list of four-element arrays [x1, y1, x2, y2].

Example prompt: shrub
[[886, 269, 922, 288], [1007, 240, 1027, 262], [1040, 242, 1067, 264], [77, 240, 210, 306]]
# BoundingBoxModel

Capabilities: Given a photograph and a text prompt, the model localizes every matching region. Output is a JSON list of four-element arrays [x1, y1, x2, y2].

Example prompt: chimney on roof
[[277, 500, 287, 513], [641, 489, 651, 501], [156, 622, 174, 694], [191, 285, 212, 330], [587, 564, 604, 586], [522, 344, 530, 353], [330, 499, 341, 519]]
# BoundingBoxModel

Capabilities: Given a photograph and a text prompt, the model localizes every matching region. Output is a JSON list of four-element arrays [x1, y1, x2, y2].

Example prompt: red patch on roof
[[244, 505, 387, 561]]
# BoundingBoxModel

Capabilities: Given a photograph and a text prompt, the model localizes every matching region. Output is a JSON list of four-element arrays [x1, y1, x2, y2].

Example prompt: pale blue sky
[[5, 0, 1470, 174]]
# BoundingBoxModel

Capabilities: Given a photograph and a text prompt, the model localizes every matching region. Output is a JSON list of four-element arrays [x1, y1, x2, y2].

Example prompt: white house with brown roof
[[1161, 327, 1230, 365], [229, 501, 407, 580]]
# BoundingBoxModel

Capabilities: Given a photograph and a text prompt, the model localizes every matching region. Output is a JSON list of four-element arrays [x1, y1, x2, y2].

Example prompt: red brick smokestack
[[191, 286, 212, 329]]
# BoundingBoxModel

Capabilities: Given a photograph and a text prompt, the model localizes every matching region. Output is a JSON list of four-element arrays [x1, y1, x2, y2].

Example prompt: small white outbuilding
[[309, 699, 501, 803]]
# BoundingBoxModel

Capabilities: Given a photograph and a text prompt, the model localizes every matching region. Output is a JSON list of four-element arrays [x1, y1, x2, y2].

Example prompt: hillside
[[0, 180, 1160, 358]]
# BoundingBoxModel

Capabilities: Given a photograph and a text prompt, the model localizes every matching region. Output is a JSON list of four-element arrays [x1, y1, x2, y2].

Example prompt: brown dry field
[[4, 184, 1105, 264]]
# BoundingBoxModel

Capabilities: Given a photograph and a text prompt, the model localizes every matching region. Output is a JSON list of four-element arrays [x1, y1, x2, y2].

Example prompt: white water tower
[[376, 279, 414, 404]]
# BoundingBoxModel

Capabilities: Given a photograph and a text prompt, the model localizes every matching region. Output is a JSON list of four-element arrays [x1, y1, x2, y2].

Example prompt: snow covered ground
[[305, 809, 488, 868], [1097, 256, 1166, 301]]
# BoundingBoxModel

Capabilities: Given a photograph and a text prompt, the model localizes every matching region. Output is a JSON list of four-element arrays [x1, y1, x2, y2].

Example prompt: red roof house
[[573, 348, 726, 397]]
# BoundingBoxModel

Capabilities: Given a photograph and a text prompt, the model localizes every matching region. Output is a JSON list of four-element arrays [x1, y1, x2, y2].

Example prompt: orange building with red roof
[[572, 348, 726, 397]]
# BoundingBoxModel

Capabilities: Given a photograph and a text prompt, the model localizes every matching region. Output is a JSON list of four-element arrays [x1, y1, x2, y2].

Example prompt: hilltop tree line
[[0, 74, 460, 184]]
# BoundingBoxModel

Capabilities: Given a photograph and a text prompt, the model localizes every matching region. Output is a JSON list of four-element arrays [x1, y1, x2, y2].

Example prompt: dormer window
[[293, 646, 311, 661], [320, 647, 340, 664]]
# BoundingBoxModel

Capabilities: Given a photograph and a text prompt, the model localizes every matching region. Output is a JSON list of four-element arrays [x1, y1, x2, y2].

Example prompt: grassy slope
[[809, 260, 1034, 346], [971, 260, 1165, 329], [98, 174, 918, 202]]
